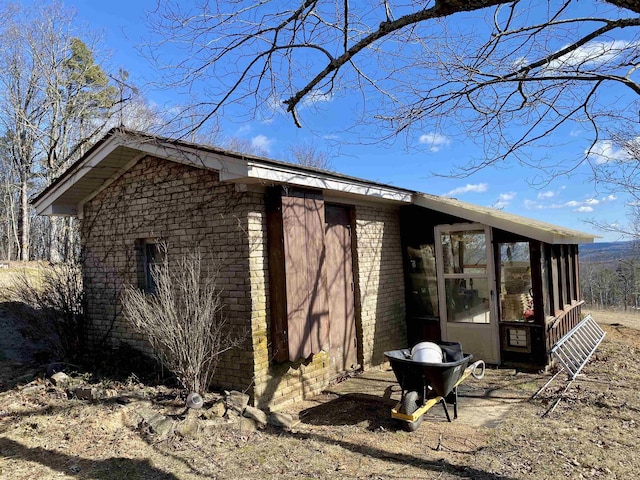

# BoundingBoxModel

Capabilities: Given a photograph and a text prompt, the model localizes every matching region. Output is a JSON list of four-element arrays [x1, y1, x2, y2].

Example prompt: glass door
[[435, 224, 500, 363]]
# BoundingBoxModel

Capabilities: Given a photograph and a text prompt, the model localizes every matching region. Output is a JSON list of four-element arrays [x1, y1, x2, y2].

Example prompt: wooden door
[[325, 205, 358, 374]]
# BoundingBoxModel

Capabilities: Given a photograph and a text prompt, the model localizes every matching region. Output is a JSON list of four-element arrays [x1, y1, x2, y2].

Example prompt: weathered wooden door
[[325, 205, 358, 374]]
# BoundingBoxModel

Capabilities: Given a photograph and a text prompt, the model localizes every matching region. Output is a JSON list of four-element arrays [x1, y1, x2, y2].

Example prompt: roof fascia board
[[38, 204, 77, 216], [33, 135, 251, 215], [243, 163, 413, 203], [413, 194, 594, 245], [33, 135, 127, 214]]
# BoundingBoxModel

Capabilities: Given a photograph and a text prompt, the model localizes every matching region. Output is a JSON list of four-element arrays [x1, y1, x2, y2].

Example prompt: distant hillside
[[579, 241, 639, 264]]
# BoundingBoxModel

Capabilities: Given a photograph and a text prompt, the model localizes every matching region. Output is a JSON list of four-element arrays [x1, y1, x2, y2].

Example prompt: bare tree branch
[[146, 0, 640, 177]]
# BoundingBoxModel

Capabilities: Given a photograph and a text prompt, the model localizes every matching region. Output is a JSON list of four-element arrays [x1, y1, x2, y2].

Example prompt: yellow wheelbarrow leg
[[391, 365, 476, 427], [392, 396, 442, 423]]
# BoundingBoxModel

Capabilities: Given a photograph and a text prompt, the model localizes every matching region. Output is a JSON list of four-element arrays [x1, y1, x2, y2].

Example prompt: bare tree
[[146, 1, 640, 176], [122, 248, 243, 395], [0, 2, 118, 261], [0, 137, 19, 260], [286, 141, 333, 170], [222, 136, 269, 156], [584, 128, 640, 239]]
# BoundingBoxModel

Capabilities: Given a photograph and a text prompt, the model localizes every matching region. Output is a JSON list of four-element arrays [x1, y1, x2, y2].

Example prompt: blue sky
[[70, 0, 635, 243]]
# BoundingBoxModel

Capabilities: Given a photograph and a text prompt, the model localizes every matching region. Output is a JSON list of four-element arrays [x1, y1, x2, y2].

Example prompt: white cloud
[[236, 124, 252, 136], [300, 89, 334, 108], [537, 191, 555, 200], [524, 199, 542, 210], [587, 140, 631, 165], [492, 192, 517, 209], [602, 194, 617, 202], [445, 183, 488, 197], [526, 194, 609, 212], [251, 134, 274, 153], [419, 132, 451, 152], [499, 192, 516, 202], [575, 206, 594, 213], [547, 40, 638, 71], [267, 89, 333, 114]]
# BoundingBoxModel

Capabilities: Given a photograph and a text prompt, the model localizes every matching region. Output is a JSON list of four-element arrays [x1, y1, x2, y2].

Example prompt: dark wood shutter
[[282, 191, 329, 360], [266, 187, 329, 362]]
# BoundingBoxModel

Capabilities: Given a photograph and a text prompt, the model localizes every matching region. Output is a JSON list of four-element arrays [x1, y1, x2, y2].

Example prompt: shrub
[[4, 261, 86, 362], [121, 248, 240, 395]]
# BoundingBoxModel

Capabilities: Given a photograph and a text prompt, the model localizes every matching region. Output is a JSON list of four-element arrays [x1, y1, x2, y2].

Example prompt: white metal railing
[[550, 314, 605, 380], [533, 314, 605, 416]]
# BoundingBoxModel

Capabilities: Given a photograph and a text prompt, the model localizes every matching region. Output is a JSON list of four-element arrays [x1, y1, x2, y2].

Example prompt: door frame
[[434, 223, 501, 364]]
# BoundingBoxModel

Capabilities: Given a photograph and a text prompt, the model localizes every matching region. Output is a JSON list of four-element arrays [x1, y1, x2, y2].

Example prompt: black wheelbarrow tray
[[384, 342, 485, 431]]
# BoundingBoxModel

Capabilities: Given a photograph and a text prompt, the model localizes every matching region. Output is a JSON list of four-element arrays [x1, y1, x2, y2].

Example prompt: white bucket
[[411, 342, 443, 363]]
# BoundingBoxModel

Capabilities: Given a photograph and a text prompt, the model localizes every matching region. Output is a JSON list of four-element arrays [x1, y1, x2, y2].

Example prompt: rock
[[202, 401, 226, 419], [243, 406, 268, 427], [20, 385, 42, 397], [74, 386, 100, 401], [225, 408, 241, 420], [151, 417, 173, 438], [239, 416, 257, 433], [137, 408, 173, 438], [46, 363, 65, 377], [226, 391, 250, 414], [50, 372, 70, 387], [268, 412, 294, 429], [175, 416, 199, 438]]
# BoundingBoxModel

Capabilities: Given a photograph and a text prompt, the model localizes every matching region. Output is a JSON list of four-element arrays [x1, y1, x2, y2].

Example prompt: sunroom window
[[499, 242, 533, 322]]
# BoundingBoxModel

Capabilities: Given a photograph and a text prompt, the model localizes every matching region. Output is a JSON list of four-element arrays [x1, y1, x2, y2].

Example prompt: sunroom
[[401, 194, 594, 370]]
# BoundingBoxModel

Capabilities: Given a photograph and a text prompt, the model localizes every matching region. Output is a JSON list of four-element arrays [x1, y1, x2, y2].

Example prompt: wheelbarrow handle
[[469, 360, 486, 380]]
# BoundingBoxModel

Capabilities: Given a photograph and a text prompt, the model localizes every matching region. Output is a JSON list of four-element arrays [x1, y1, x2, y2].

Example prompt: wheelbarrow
[[384, 342, 485, 431]]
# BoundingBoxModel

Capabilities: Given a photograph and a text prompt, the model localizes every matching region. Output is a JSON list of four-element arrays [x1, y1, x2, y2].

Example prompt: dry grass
[[0, 309, 637, 479], [473, 314, 640, 479], [0, 262, 44, 301]]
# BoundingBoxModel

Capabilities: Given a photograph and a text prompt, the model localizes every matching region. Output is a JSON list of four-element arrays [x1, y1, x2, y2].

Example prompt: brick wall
[[251, 202, 407, 409], [355, 205, 407, 366], [81, 155, 406, 408], [81, 156, 259, 393]]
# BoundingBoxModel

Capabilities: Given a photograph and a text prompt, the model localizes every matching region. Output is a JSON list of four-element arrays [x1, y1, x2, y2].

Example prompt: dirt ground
[[0, 308, 638, 479]]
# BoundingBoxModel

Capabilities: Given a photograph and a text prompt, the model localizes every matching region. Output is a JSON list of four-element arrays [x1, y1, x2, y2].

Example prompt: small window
[[136, 239, 164, 293]]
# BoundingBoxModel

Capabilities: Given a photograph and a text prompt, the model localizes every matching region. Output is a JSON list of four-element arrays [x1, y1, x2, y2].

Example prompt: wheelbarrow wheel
[[400, 391, 423, 432]]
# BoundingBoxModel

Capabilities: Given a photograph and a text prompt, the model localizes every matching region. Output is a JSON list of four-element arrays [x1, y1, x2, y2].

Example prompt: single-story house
[[33, 128, 595, 408]]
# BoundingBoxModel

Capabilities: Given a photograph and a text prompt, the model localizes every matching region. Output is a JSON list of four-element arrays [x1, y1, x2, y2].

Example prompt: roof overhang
[[33, 128, 596, 245], [413, 193, 596, 244], [33, 129, 412, 216]]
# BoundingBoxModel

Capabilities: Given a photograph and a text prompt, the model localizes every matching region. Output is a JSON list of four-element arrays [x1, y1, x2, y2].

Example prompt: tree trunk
[[48, 216, 61, 263], [17, 177, 29, 262]]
